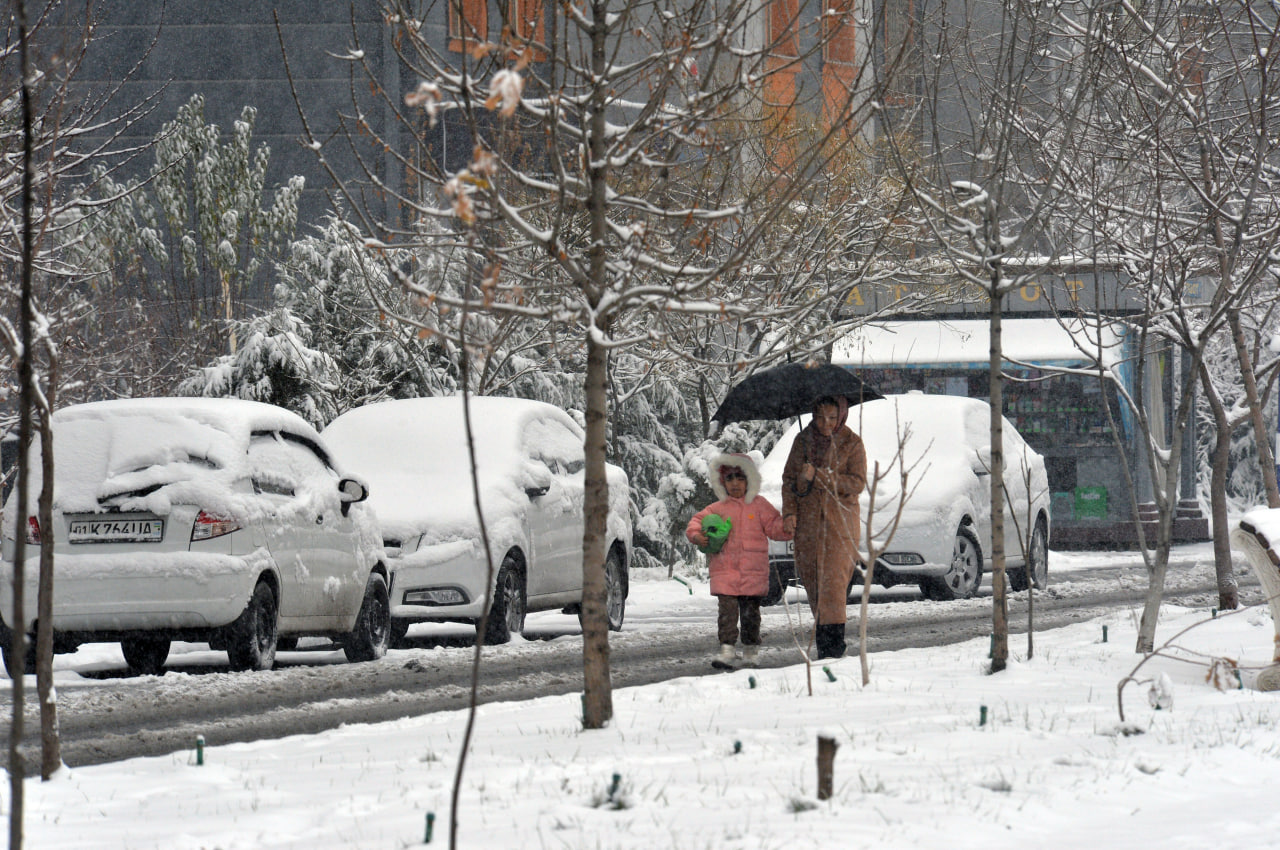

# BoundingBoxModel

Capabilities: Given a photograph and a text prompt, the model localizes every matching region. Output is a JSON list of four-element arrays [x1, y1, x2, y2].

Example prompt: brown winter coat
[[781, 425, 867, 624]]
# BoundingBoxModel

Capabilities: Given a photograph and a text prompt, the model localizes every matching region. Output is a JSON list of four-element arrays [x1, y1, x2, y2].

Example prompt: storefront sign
[[838, 269, 1146, 317]]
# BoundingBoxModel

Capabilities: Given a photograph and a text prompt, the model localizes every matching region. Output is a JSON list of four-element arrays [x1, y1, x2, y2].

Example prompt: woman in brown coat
[[781, 395, 867, 659]]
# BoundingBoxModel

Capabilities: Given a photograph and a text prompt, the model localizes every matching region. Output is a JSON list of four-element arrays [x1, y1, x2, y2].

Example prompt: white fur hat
[[709, 452, 761, 503]]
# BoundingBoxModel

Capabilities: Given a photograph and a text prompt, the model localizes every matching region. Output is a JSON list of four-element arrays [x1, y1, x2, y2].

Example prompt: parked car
[[0, 398, 391, 676], [322, 396, 632, 645], [758, 392, 1050, 603]]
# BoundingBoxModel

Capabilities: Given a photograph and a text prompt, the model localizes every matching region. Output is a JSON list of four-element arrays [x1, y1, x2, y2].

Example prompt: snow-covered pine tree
[[61, 94, 304, 392]]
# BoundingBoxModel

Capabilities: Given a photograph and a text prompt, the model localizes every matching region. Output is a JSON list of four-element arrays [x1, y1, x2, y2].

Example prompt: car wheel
[[1029, 519, 1049, 589], [121, 635, 170, 676], [483, 557, 526, 645], [389, 617, 410, 647], [227, 581, 279, 672], [343, 573, 391, 663], [1008, 519, 1049, 592], [605, 549, 627, 631], [926, 526, 983, 601], [845, 562, 868, 603], [1, 636, 36, 678], [762, 563, 783, 604]]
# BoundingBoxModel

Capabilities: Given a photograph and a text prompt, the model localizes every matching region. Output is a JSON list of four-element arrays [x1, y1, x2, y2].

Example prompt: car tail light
[[191, 511, 241, 541], [25, 517, 41, 545]]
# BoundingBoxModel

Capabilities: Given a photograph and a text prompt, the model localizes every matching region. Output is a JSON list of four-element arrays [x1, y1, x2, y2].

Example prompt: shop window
[[1003, 375, 1116, 450]]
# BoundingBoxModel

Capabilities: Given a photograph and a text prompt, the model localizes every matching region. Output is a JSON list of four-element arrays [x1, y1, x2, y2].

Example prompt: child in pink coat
[[687, 453, 792, 666]]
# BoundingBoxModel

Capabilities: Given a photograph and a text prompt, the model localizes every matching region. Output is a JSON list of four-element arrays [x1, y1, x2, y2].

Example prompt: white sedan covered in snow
[[759, 392, 1050, 602], [322, 396, 632, 645], [0, 398, 390, 676]]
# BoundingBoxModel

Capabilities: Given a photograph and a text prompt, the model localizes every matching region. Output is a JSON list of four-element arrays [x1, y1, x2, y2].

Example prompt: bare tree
[[2, 1, 150, 802], [881, 0, 1096, 671], [1026, 1, 1280, 645], [283, 0, 903, 742]]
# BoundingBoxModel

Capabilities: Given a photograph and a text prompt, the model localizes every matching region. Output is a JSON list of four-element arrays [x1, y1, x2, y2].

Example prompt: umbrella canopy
[[712, 362, 883, 425]]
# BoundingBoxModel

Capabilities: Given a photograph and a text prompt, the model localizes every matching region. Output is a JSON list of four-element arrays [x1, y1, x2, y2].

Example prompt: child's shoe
[[741, 645, 759, 666], [712, 643, 737, 669]]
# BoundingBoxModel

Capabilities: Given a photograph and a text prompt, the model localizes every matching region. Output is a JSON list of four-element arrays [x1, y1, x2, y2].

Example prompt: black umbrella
[[712, 362, 883, 425]]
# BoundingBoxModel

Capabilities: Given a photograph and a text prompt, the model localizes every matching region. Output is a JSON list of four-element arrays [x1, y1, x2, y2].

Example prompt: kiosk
[[832, 318, 1205, 546]]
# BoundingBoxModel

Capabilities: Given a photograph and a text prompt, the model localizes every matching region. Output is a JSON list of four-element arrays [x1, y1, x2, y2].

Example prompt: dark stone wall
[[63, 0, 402, 225]]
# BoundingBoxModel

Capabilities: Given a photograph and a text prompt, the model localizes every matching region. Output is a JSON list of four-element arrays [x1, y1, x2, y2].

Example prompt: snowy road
[[0, 544, 1261, 775]]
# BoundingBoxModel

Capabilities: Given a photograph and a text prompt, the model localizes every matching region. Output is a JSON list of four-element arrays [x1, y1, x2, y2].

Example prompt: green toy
[[699, 513, 732, 555]]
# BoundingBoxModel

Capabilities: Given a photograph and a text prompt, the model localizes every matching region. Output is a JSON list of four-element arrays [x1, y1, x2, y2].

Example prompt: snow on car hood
[[344, 468, 530, 549]]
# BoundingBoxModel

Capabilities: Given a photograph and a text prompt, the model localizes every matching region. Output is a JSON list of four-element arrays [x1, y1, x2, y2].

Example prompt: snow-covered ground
[[8, 543, 1280, 849]]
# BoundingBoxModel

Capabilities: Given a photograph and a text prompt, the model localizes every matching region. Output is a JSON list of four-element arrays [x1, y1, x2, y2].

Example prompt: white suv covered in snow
[[0, 398, 390, 675]]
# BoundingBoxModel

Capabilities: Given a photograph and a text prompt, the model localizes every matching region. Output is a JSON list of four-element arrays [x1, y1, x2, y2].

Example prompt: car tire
[[226, 581, 279, 672], [483, 557, 526, 645], [605, 549, 627, 631], [845, 562, 869, 603], [924, 525, 983, 601], [343, 573, 391, 663], [762, 562, 790, 607], [1008, 517, 1049, 591], [389, 617, 410, 647], [1, 635, 36, 678], [121, 635, 170, 676]]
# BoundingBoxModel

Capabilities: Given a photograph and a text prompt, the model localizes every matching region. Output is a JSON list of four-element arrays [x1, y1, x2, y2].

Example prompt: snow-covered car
[[322, 396, 632, 645], [0, 398, 391, 676], [759, 392, 1050, 603]]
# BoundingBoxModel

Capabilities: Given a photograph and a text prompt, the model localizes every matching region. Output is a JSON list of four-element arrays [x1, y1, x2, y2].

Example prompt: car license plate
[[68, 517, 164, 544]]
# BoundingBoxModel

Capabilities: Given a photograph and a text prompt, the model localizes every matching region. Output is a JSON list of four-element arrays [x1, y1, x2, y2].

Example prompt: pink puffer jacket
[[686, 453, 793, 597]]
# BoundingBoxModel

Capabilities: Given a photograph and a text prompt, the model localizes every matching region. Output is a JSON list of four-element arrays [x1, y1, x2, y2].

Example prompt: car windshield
[[46, 413, 240, 513]]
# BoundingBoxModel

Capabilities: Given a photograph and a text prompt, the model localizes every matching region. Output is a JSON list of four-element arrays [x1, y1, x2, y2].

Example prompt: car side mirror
[[338, 477, 369, 517], [973, 446, 992, 477], [524, 461, 552, 499]]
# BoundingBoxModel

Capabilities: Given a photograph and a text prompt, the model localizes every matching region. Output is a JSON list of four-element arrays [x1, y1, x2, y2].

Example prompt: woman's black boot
[[816, 623, 846, 659]]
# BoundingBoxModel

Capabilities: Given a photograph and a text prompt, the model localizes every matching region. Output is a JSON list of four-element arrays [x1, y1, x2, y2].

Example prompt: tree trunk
[[1198, 361, 1239, 611], [988, 251, 1008, 673], [578, 0, 614, 730], [1137, 457, 1179, 652], [11, 0, 34, 840], [1207, 428, 1239, 610], [1136, 538, 1172, 654], [37, 390, 63, 777], [1227, 310, 1280, 508], [580, 332, 614, 728]]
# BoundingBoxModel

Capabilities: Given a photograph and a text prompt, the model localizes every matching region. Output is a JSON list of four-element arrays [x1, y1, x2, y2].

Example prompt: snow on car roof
[[323, 396, 585, 542], [7, 397, 327, 519], [758, 393, 995, 503]]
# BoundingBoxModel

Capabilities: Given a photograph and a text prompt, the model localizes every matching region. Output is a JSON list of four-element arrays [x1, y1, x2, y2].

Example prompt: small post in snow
[[817, 735, 838, 800]]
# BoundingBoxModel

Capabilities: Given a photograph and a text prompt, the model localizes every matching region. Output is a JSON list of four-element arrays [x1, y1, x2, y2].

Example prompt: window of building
[[505, 0, 545, 48], [823, 0, 856, 65], [449, 0, 488, 53]]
